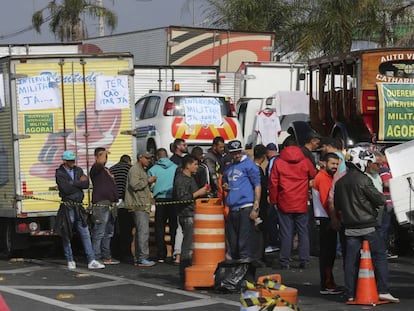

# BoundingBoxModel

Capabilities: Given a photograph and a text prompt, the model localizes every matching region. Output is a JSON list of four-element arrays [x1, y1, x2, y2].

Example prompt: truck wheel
[[0, 220, 16, 258]]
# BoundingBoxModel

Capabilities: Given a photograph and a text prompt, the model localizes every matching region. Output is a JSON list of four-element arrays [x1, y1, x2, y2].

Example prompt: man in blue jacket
[[222, 140, 261, 261], [148, 148, 178, 263]]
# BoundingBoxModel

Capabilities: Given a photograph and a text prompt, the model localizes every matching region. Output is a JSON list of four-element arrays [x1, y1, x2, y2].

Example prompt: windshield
[[171, 96, 231, 117]]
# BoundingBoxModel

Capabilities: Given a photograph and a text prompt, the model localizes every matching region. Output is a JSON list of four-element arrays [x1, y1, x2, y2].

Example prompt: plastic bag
[[214, 260, 255, 293]]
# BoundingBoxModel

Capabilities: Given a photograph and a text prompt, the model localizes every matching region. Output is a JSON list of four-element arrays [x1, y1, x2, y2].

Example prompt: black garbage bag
[[214, 260, 256, 293]]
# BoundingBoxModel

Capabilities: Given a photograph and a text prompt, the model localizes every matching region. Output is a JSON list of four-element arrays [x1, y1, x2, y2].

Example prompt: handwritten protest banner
[[17, 74, 61, 111], [95, 75, 129, 110], [377, 83, 414, 141], [184, 97, 222, 126]]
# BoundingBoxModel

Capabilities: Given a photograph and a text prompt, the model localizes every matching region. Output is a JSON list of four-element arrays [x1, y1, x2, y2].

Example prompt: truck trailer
[[133, 65, 220, 100], [0, 53, 135, 255]]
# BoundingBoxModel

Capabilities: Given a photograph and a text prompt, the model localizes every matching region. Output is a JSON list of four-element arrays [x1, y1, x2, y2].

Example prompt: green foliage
[[32, 0, 117, 42], [205, 0, 414, 59]]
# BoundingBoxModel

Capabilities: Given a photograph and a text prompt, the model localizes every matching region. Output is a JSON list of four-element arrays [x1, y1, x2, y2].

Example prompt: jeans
[[174, 217, 183, 257], [344, 230, 388, 298], [378, 206, 393, 249], [318, 218, 338, 289], [266, 204, 280, 247], [278, 210, 309, 267], [179, 216, 194, 262], [226, 206, 259, 260], [113, 202, 135, 261], [91, 203, 114, 259], [62, 208, 95, 263], [155, 199, 177, 259], [179, 216, 193, 284], [132, 210, 150, 262]]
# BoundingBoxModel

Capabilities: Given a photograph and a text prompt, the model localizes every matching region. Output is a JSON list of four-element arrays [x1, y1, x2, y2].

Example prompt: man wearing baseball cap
[[222, 140, 261, 262], [125, 151, 157, 267], [55, 150, 104, 270]]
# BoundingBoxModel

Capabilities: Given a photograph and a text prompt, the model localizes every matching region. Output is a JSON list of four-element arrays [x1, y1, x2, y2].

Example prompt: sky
[[0, 0, 210, 44]]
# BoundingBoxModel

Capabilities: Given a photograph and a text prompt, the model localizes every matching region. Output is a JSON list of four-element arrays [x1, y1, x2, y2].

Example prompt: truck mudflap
[[171, 117, 238, 140]]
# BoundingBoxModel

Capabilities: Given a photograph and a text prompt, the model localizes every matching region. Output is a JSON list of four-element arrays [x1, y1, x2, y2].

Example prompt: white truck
[[133, 65, 220, 101], [237, 91, 310, 148], [0, 53, 135, 255], [234, 61, 307, 103], [234, 61, 309, 148]]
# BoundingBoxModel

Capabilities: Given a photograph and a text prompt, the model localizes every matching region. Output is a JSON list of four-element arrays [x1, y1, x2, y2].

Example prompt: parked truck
[[0, 53, 135, 255], [234, 61, 307, 103], [133, 65, 219, 100], [234, 61, 309, 148]]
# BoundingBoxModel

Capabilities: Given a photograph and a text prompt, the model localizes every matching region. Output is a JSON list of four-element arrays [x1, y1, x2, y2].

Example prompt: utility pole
[[96, 0, 104, 37]]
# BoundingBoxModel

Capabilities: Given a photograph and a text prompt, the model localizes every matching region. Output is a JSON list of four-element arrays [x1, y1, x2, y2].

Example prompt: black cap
[[228, 140, 243, 152]]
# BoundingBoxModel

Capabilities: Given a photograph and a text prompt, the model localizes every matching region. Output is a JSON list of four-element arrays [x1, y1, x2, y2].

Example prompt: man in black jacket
[[334, 147, 399, 303], [55, 150, 104, 270]]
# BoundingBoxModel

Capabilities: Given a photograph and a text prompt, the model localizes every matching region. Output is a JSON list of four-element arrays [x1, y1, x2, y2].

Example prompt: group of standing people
[[54, 133, 400, 302]]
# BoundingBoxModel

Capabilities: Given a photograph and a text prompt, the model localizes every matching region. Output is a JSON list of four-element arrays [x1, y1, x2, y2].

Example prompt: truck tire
[[0, 220, 16, 257]]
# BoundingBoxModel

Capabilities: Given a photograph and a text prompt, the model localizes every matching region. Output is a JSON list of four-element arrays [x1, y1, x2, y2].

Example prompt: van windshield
[[172, 96, 231, 117]]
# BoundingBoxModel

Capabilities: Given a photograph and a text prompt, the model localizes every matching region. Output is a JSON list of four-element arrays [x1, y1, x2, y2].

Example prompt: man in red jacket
[[269, 143, 317, 269]]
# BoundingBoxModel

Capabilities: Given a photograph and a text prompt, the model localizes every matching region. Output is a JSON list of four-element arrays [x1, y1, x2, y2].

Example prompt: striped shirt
[[109, 161, 131, 200]]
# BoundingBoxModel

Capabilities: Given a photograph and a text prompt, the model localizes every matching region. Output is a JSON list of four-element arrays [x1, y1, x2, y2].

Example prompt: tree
[[32, 0, 117, 42], [205, 0, 414, 60]]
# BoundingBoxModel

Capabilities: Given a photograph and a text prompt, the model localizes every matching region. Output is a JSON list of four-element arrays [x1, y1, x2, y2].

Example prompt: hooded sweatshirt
[[269, 145, 317, 213], [223, 154, 261, 211], [148, 157, 177, 199]]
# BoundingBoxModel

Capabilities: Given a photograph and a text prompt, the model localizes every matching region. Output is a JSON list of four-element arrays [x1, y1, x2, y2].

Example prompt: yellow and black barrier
[[241, 280, 301, 311]]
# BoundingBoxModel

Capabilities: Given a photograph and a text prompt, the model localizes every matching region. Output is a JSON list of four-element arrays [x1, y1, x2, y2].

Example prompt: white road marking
[[0, 261, 239, 310]]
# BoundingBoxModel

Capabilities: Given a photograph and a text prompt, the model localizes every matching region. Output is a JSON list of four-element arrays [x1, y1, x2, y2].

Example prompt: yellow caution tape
[[241, 280, 301, 311], [17, 194, 199, 209]]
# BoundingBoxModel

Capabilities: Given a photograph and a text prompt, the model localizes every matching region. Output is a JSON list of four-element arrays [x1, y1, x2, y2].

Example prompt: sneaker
[[88, 260, 105, 269], [379, 293, 400, 303], [102, 258, 120, 265], [265, 246, 280, 253], [279, 264, 290, 270], [157, 258, 165, 263], [299, 262, 309, 269], [67, 261, 76, 270], [320, 287, 342, 295], [135, 259, 156, 267], [347, 297, 355, 302], [387, 253, 398, 259]]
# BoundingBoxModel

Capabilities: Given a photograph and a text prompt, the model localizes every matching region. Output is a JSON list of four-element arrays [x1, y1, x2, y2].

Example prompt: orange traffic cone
[[0, 294, 11, 311], [347, 240, 388, 306]]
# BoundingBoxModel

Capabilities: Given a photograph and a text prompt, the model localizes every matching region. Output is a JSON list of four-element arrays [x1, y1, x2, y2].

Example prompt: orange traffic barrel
[[185, 198, 226, 290]]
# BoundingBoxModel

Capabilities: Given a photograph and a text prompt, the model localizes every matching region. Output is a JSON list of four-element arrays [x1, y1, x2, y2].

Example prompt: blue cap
[[62, 150, 76, 161]]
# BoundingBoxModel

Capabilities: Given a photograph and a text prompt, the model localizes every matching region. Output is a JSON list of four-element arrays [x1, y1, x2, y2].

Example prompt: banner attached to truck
[[0, 55, 135, 215], [377, 82, 414, 141]]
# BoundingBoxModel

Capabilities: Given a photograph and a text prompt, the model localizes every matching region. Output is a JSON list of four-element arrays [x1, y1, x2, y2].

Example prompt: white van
[[134, 91, 243, 154]]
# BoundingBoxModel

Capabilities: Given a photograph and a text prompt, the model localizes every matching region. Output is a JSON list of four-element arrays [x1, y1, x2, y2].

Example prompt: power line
[[0, 15, 52, 41]]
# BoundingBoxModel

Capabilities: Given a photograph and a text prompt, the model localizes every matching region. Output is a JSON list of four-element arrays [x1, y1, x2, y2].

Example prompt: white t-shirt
[[255, 110, 281, 146]]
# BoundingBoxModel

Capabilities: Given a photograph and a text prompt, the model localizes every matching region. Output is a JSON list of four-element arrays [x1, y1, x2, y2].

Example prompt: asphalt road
[[0, 247, 412, 311]]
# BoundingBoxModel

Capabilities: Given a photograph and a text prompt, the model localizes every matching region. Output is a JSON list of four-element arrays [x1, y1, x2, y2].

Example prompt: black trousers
[[154, 199, 177, 259]]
